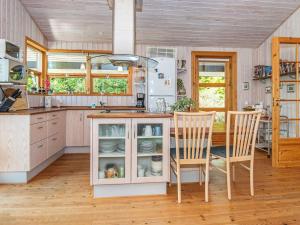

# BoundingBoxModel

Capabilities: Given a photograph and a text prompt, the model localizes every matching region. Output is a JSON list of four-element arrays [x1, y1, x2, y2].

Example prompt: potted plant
[[170, 97, 196, 112]]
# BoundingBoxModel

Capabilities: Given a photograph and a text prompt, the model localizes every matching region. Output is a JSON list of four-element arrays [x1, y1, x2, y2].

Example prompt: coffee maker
[[136, 93, 145, 108]]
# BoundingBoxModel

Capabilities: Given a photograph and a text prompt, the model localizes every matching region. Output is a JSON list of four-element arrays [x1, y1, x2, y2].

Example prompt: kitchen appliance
[[0, 39, 21, 62], [136, 93, 145, 108], [148, 57, 176, 112], [0, 58, 27, 84], [89, 0, 157, 68]]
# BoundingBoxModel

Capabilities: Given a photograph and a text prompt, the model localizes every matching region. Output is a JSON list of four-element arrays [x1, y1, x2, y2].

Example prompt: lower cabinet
[[91, 118, 170, 185], [29, 111, 66, 170], [66, 110, 84, 146], [30, 139, 47, 169]]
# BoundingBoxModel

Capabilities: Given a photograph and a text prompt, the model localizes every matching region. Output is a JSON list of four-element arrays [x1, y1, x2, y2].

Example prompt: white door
[[131, 118, 170, 183], [92, 119, 131, 185]]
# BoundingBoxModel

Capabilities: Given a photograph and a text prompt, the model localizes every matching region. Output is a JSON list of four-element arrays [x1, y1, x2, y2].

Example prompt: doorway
[[272, 37, 300, 167], [191, 51, 237, 131]]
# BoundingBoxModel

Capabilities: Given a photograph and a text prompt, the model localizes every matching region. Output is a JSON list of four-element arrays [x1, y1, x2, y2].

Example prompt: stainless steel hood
[[90, 0, 158, 68]]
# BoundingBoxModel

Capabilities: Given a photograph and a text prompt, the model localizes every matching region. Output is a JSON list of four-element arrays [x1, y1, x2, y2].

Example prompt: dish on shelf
[[99, 140, 118, 153], [139, 140, 156, 153], [116, 142, 125, 153]]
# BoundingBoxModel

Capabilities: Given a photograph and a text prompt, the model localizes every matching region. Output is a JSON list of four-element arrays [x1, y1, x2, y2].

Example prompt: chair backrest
[[174, 111, 215, 161], [227, 111, 261, 159]]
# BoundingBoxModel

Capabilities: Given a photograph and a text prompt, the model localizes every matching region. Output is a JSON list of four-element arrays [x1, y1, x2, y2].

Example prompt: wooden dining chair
[[170, 111, 215, 203], [211, 111, 261, 200]]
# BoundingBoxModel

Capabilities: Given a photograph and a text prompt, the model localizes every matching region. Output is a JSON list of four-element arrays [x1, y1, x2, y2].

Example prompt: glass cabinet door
[[92, 119, 131, 184], [132, 118, 169, 183]]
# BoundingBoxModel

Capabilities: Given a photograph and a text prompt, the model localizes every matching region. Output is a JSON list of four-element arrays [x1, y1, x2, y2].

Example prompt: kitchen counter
[[0, 106, 146, 115], [87, 112, 173, 119]]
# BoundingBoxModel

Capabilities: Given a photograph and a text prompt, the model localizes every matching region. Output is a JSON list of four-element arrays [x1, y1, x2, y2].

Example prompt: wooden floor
[[1, 152, 300, 225]]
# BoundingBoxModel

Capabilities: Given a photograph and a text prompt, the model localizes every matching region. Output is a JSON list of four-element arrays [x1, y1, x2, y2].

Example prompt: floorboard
[[0, 151, 300, 225]]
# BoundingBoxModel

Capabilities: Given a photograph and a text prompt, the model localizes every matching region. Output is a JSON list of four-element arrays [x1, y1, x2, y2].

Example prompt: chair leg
[[250, 160, 254, 196], [199, 165, 202, 186], [205, 164, 209, 202], [232, 164, 236, 182], [177, 166, 182, 203], [226, 160, 232, 200]]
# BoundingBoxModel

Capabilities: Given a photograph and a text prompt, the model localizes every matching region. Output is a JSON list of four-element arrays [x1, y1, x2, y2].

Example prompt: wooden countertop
[[87, 112, 173, 119], [0, 106, 146, 115]]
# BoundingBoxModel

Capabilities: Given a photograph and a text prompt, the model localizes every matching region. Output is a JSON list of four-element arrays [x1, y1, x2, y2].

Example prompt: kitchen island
[[88, 112, 173, 198]]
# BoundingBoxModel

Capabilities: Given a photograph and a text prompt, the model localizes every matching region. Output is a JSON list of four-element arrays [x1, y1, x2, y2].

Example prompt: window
[[48, 52, 87, 94], [47, 51, 132, 95], [90, 55, 132, 95], [25, 38, 46, 92], [199, 61, 227, 129], [192, 52, 237, 130]]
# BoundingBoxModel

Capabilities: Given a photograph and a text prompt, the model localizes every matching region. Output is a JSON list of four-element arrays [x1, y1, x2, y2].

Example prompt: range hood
[[90, 0, 158, 68]]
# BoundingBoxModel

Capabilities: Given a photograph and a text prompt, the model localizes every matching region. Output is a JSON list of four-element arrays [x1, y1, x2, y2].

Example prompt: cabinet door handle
[[37, 117, 43, 120], [52, 122, 57, 125], [80, 113, 83, 121], [37, 144, 43, 149], [38, 126, 44, 130], [127, 130, 130, 139], [52, 138, 57, 141]]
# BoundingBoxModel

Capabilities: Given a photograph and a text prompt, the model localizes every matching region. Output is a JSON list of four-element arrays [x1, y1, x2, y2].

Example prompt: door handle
[[273, 98, 281, 106]]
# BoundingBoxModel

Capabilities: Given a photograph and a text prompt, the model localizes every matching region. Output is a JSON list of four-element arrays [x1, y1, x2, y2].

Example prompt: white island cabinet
[[89, 113, 172, 198]]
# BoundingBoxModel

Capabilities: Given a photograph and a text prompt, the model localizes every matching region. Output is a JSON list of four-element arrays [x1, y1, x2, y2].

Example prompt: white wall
[[253, 7, 300, 107], [0, 0, 47, 57], [43, 41, 254, 109]]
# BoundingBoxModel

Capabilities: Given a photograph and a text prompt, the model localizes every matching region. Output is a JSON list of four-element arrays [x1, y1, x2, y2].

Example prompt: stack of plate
[[139, 140, 154, 153], [116, 142, 125, 153], [99, 140, 117, 153]]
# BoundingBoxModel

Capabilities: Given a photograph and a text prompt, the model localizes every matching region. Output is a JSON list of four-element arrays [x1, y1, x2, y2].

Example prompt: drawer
[[31, 114, 47, 125], [30, 122, 47, 144], [47, 111, 62, 121], [47, 134, 62, 158], [47, 119, 60, 137], [30, 140, 47, 169]]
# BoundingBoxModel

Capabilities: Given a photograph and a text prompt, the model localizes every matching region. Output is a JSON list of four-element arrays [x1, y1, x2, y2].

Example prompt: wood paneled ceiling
[[20, 0, 300, 48]]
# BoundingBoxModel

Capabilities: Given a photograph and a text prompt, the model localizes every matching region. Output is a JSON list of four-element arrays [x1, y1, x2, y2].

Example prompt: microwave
[[0, 58, 28, 84], [0, 39, 21, 62]]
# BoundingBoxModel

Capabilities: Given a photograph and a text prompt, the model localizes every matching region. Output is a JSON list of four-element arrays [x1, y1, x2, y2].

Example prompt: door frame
[[191, 51, 237, 124], [272, 37, 300, 168]]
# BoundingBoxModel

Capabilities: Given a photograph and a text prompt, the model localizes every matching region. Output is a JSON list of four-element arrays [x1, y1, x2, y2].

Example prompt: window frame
[[46, 49, 133, 96], [25, 37, 47, 89]]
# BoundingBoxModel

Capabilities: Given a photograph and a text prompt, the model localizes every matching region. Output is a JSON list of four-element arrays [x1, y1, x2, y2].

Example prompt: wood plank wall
[[29, 41, 254, 109], [252, 8, 300, 107], [252, 7, 300, 137], [0, 0, 47, 58]]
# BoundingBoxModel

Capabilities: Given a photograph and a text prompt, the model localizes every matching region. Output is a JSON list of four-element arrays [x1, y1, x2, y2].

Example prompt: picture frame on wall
[[287, 84, 295, 93], [265, 86, 271, 94], [242, 82, 249, 90]]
